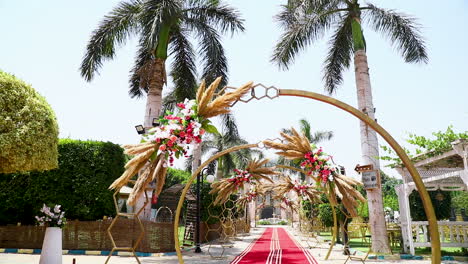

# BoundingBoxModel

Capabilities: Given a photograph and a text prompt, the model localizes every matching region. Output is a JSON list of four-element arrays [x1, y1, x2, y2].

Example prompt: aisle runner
[[231, 227, 318, 264]]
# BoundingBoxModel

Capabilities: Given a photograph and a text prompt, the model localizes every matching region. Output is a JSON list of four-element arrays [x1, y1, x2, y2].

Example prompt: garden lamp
[[135, 125, 145, 135]]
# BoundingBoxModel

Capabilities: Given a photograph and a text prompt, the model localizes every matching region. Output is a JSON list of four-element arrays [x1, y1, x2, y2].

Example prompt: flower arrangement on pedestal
[[210, 158, 277, 205], [263, 128, 366, 217], [109, 77, 253, 205], [35, 204, 66, 228], [37, 204, 66, 264]]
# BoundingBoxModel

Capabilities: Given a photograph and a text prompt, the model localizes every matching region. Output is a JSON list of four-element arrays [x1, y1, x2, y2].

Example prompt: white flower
[[54, 205, 61, 213]]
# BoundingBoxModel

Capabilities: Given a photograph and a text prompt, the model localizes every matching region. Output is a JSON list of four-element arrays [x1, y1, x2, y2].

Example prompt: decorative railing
[[412, 221, 468, 247]]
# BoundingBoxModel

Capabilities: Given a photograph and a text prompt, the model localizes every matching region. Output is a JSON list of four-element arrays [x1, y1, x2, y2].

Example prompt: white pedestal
[[39, 227, 62, 264]]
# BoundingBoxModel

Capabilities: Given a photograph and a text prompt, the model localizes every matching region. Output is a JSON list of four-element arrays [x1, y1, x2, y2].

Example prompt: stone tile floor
[[0, 226, 463, 264]]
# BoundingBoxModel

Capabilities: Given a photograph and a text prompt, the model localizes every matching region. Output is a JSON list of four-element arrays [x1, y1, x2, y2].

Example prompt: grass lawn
[[317, 232, 467, 256]]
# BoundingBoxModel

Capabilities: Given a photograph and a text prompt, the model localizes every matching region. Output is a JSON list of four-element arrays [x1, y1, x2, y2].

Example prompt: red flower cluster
[[300, 147, 335, 184], [148, 99, 204, 167], [245, 191, 257, 202], [227, 169, 251, 188]]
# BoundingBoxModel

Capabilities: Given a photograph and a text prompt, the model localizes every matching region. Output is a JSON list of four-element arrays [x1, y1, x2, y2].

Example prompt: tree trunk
[[144, 58, 166, 128], [191, 144, 202, 174], [354, 49, 391, 253]]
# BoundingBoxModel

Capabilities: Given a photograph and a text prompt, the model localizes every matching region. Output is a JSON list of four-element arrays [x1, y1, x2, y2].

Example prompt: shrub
[[0, 139, 125, 224], [0, 70, 59, 173], [277, 220, 288, 225], [257, 220, 271, 225]]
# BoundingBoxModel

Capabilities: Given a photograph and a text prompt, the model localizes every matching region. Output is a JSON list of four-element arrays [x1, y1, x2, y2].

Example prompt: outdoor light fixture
[[206, 174, 215, 183], [152, 118, 160, 127], [135, 125, 145, 135]]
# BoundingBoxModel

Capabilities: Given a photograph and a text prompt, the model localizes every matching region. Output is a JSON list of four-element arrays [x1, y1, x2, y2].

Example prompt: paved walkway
[[0, 226, 462, 264]]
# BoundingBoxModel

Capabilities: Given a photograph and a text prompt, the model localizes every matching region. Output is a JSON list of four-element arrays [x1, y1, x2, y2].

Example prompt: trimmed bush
[[0, 70, 59, 174], [0, 139, 125, 224]]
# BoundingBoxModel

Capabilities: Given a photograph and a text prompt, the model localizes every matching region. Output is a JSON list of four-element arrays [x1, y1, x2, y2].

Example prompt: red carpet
[[231, 227, 318, 264]]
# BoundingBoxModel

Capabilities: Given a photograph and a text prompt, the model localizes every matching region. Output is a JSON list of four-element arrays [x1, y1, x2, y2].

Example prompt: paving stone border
[[0, 247, 194, 257]]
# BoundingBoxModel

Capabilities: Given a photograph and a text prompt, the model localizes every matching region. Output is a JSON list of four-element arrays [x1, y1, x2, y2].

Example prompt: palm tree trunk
[[354, 49, 391, 253], [191, 144, 202, 173], [144, 58, 166, 128]]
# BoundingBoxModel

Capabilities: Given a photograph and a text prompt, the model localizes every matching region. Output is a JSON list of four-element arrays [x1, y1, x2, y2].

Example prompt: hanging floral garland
[[210, 158, 277, 205], [263, 128, 366, 217], [109, 77, 253, 205]]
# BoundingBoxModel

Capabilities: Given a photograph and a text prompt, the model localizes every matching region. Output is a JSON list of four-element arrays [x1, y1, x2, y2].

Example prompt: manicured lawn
[[317, 232, 467, 256]]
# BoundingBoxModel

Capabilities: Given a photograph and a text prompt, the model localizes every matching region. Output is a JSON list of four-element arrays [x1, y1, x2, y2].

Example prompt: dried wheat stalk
[[108, 77, 254, 205], [210, 159, 277, 205]]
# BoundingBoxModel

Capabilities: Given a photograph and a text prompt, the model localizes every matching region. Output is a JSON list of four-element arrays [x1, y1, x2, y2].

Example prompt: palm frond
[[80, 0, 141, 81], [365, 4, 428, 64], [311, 130, 334, 143], [272, 1, 340, 69], [128, 37, 153, 98], [140, 0, 181, 50], [299, 118, 311, 141], [323, 15, 353, 94], [169, 28, 197, 101], [185, 18, 228, 86], [161, 89, 178, 114], [184, 2, 245, 34], [221, 113, 239, 140]]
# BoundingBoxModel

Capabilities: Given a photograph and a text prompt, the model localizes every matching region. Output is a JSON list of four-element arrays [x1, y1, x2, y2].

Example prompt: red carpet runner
[[231, 227, 318, 264]]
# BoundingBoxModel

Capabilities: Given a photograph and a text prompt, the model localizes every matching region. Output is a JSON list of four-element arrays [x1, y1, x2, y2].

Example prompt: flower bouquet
[[237, 185, 267, 209], [35, 204, 66, 228], [210, 158, 277, 205], [109, 77, 253, 205], [271, 175, 321, 204], [263, 128, 366, 217]]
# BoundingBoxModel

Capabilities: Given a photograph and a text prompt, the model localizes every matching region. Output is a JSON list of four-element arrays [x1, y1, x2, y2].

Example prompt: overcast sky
[[1, 0, 467, 179]]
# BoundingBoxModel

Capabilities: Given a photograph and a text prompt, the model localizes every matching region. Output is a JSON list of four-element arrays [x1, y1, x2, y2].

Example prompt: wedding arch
[[172, 83, 441, 264]]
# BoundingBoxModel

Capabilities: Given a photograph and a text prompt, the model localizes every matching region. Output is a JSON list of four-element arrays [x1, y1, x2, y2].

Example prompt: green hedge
[[0, 70, 59, 173], [0, 139, 125, 225]]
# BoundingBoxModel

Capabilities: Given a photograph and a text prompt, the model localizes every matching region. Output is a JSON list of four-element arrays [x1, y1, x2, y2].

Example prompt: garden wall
[[0, 219, 175, 253]]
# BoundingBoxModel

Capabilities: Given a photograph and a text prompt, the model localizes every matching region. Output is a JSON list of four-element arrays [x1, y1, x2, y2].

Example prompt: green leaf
[[203, 124, 219, 135]]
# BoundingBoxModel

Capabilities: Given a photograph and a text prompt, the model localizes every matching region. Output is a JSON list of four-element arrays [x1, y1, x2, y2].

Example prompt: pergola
[[395, 139, 468, 254]]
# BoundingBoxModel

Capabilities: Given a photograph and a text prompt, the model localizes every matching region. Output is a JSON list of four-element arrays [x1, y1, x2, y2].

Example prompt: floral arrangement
[[301, 148, 337, 184], [210, 158, 277, 205], [271, 175, 321, 203], [109, 77, 253, 205], [35, 204, 66, 228], [227, 169, 252, 186], [281, 195, 299, 213], [264, 128, 367, 217], [144, 99, 210, 167]]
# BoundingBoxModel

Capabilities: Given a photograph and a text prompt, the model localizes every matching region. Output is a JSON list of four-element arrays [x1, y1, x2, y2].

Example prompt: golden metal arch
[[173, 88, 440, 264], [279, 89, 440, 264]]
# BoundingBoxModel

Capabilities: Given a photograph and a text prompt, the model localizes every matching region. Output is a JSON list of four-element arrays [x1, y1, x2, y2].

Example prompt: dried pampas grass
[[109, 77, 254, 206]]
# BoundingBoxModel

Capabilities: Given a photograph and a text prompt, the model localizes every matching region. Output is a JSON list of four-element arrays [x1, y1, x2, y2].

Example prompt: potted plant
[[36, 204, 66, 264]]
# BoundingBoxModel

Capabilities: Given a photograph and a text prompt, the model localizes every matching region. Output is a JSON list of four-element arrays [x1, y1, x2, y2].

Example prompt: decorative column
[[395, 167, 415, 254], [452, 139, 468, 187]]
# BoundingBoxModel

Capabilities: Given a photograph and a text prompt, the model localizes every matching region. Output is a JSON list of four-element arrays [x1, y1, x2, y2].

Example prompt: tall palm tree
[[279, 118, 333, 179], [80, 0, 244, 128], [272, 0, 427, 253]]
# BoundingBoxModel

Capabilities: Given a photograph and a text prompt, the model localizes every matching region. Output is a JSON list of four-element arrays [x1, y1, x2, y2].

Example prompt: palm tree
[[80, 0, 244, 128], [272, 0, 427, 253], [278, 118, 333, 179]]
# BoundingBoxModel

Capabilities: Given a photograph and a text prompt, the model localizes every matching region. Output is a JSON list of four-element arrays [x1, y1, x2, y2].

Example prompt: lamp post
[[195, 167, 214, 253]]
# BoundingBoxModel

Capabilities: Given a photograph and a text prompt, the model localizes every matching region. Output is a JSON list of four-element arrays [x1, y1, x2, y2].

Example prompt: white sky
[[1, 0, 467, 179]]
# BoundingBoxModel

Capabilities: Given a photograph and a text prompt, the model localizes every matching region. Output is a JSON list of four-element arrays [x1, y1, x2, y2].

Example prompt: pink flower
[[315, 165, 321, 170], [177, 103, 185, 109], [170, 135, 177, 142], [159, 145, 167, 151]]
